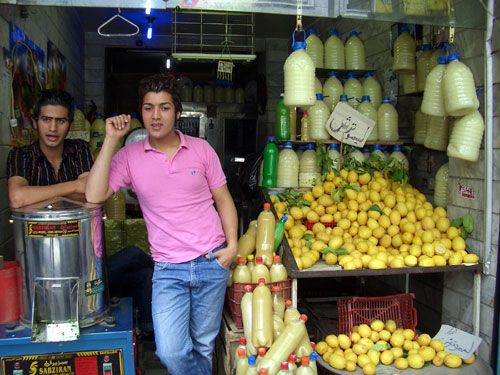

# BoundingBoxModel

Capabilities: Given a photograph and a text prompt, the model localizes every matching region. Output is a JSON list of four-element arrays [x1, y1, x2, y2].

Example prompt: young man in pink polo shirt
[[86, 75, 238, 375]]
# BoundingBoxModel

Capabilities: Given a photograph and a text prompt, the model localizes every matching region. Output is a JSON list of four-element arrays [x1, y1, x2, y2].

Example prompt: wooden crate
[[215, 310, 244, 375]]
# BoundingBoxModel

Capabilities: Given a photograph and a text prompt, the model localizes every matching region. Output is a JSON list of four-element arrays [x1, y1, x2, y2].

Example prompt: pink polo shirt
[[109, 131, 227, 263]]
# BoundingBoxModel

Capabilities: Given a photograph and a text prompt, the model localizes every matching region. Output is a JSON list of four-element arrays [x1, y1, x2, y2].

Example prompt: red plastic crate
[[303, 220, 336, 231], [226, 279, 292, 329], [337, 293, 417, 335]]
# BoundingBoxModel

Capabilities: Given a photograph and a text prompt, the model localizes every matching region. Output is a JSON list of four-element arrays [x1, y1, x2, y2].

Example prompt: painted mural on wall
[[46, 40, 67, 90]]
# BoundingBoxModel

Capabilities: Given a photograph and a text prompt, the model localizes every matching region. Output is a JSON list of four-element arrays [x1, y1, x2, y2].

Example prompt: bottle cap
[[303, 111, 308, 116], [382, 96, 391, 103], [316, 93, 324, 100], [280, 362, 289, 370], [267, 136, 277, 143], [258, 277, 266, 284], [240, 336, 247, 345], [300, 314, 308, 322], [373, 144, 382, 151], [248, 356, 256, 365], [363, 71, 375, 78], [438, 55, 448, 64], [255, 256, 263, 264], [448, 53, 461, 61], [247, 254, 254, 260], [301, 356, 310, 366], [272, 285, 280, 293], [237, 256, 246, 265], [292, 41, 307, 50], [244, 284, 253, 292], [328, 143, 339, 150], [347, 71, 357, 78], [393, 144, 402, 152], [283, 141, 293, 149], [285, 299, 293, 307], [349, 30, 360, 37], [281, 215, 288, 222], [361, 95, 371, 102], [308, 27, 320, 36], [259, 369, 268, 375], [305, 143, 315, 150], [362, 146, 370, 152], [310, 352, 318, 360], [237, 348, 246, 358], [310, 342, 316, 349], [340, 94, 349, 102], [329, 29, 341, 36], [273, 255, 281, 263], [280, 93, 284, 97], [258, 347, 267, 356], [327, 71, 339, 78], [263, 203, 271, 210], [289, 354, 297, 362]]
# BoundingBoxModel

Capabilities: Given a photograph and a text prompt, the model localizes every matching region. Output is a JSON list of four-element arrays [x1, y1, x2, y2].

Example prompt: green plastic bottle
[[262, 137, 278, 188], [274, 215, 288, 251], [275, 94, 290, 141]]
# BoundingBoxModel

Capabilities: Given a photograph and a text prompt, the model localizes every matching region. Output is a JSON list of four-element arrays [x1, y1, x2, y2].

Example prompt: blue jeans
[[152, 243, 228, 375]]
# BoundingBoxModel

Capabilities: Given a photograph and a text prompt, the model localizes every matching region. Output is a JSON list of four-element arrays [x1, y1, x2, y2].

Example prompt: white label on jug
[[457, 181, 475, 199], [433, 325, 482, 359], [325, 102, 375, 147]]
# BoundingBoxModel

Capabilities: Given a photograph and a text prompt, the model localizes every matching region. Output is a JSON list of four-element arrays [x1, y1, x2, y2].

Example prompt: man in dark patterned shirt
[[7, 90, 93, 208]]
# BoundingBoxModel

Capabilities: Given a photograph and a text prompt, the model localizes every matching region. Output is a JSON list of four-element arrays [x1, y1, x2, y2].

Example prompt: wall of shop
[[0, 5, 85, 259]]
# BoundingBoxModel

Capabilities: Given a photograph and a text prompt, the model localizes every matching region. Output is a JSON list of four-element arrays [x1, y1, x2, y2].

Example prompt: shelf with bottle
[[397, 91, 423, 98], [315, 68, 374, 79], [275, 140, 405, 146]]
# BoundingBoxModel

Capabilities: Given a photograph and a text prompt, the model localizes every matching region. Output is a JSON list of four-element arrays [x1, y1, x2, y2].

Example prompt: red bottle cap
[[255, 256, 263, 264], [263, 203, 271, 210], [289, 354, 297, 362], [258, 347, 267, 356], [273, 255, 281, 263], [303, 112, 308, 116], [301, 356, 310, 366], [237, 256, 246, 265], [259, 369, 268, 375], [300, 314, 308, 322], [271, 285, 280, 293], [244, 285, 253, 292], [237, 348, 246, 358], [240, 336, 247, 345], [285, 299, 292, 307], [280, 361, 289, 370], [310, 341, 316, 349], [258, 278, 266, 284]]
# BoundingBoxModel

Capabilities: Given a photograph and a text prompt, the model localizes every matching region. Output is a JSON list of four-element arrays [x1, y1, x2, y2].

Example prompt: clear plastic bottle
[[429, 42, 448, 71], [424, 115, 449, 151], [324, 29, 345, 70], [421, 56, 447, 116], [247, 356, 259, 375], [345, 31, 366, 70], [181, 84, 193, 102], [277, 142, 299, 188], [434, 163, 449, 208], [344, 72, 363, 109], [236, 348, 248, 375], [247, 254, 256, 273], [309, 352, 319, 375], [299, 144, 320, 188], [288, 354, 298, 375], [300, 112, 310, 141], [252, 278, 273, 348], [284, 300, 301, 325], [417, 44, 433, 92], [242, 285, 258, 356], [413, 110, 428, 144], [256, 204, 275, 266], [276, 94, 291, 141], [377, 96, 399, 141], [296, 356, 314, 375], [290, 107, 297, 141], [225, 86, 235, 103], [401, 72, 418, 94], [233, 256, 252, 284], [91, 114, 106, 143], [252, 257, 271, 283], [193, 85, 204, 102], [357, 95, 378, 141], [273, 314, 286, 341], [277, 361, 290, 375], [390, 145, 409, 170], [305, 27, 324, 69], [237, 223, 256, 259], [72, 105, 86, 131], [105, 191, 126, 220], [327, 144, 341, 171], [392, 26, 416, 73], [443, 53, 480, 117], [308, 93, 331, 140], [270, 255, 288, 282], [236, 88, 245, 104], [371, 144, 387, 161], [257, 347, 267, 366], [362, 71, 383, 109], [284, 40, 316, 107], [272, 285, 286, 319], [259, 368, 269, 375], [447, 110, 485, 162], [323, 71, 343, 111], [362, 146, 371, 160], [295, 336, 314, 359], [215, 85, 225, 102], [314, 78, 322, 96], [204, 85, 214, 103], [258, 315, 308, 375], [262, 137, 278, 188], [349, 147, 366, 164], [234, 336, 247, 366]]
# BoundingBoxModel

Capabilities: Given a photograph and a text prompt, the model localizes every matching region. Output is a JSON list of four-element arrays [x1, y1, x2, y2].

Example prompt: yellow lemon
[[447, 226, 460, 239], [380, 350, 394, 365], [385, 320, 397, 333], [370, 319, 384, 332], [338, 334, 352, 350], [404, 254, 418, 267], [394, 357, 409, 370], [326, 334, 339, 348], [306, 211, 320, 223], [407, 354, 425, 369], [390, 333, 405, 348], [419, 346, 436, 361], [324, 253, 338, 265], [436, 217, 450, 232], [345, 360, 357, 372], [312, 185, 324, 198], [402, 328, 415, 341], [367, 349, 380, 365], [417, 333, 432, 347], [391, 347, 404, 359], [362, 363, 376, 375], [358, 324, 372, 338], [329, 354, 346, 370], [353, 343, 369, 355], [464, 354, 476, 364], [452, 236, 466, 251], [357, 354, 371, 368], [316, 341, 329, 355], [444, 354, 462, 368], [463, 253, 479, 263], [433, 355, 444, 367]]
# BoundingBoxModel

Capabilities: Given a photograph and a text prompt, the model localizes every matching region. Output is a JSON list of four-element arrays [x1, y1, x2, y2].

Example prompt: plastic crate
[[303, 220, 336, 231], [226, 279, 292, 329], [337, 293, 417, 335]]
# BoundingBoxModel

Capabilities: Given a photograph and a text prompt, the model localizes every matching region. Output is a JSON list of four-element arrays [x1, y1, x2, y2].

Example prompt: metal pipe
[[473, 271, 481, 337]]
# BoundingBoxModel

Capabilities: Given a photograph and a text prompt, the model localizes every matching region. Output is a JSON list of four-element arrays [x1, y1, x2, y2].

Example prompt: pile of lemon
[[273, 169, 480, 270], [315, 320, 475, 374]]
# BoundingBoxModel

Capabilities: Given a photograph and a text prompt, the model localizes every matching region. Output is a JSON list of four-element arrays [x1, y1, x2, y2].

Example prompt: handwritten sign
[[325, 102, 375, 147], [433, 325, 482, 359]]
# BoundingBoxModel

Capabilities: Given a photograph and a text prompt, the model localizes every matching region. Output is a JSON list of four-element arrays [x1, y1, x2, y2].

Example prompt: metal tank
[[11, 197, 109, 341]]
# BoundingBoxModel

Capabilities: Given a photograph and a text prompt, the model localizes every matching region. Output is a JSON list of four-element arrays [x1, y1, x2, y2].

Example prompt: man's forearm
[[215, 193, 238, 248], [86, 138, 117, 203], [9, 181, 78, 208]]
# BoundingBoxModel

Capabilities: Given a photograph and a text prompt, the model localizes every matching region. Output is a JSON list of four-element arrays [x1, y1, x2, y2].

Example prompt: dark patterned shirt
[[7, 139, 93, 185]]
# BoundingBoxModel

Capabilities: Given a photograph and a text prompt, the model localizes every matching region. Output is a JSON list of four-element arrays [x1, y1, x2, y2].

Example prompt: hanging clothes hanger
[[98, 8, 139, 37]]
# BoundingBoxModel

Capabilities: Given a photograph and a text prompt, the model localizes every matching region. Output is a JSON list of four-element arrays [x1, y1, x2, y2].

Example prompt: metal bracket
[[98, 12, 139, 37]]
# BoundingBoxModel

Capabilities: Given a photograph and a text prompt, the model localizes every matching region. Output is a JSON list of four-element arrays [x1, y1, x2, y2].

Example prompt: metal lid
[[11, 197, 103, 221]]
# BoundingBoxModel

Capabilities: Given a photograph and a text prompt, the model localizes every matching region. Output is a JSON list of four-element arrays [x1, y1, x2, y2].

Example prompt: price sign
[[433, 325, 482, 359], [325, 102, 375, 147]]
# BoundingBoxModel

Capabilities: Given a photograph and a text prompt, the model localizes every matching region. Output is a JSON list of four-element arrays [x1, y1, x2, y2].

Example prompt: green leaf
[[463, 214, 474, 234], [368, 204, 383, 213], [304, 234, 314, 241], [371, 343, 387, 352], [451, 218, 463, 228], [335, 248, 349, 255]]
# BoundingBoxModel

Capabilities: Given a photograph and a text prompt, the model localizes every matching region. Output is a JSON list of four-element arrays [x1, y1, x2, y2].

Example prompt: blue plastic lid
[[422, 43, 432, 51], [316, 93, 324, 100], [438, 56, 448, 64], [373, 144, 382, 151], [308, 27, 320, 37], [349, 30, 360, 37], [305, 143, 315, 150], [292, 41, 307, 50], [248, 356, 256, 365], [364, 71, 375, 78], [73, 103, 81, 110], [328, 143, 339, 150], [340, 94, 349, 102], [393, 144, 403, 152], [448, 53, 461, 62], [283, 141, 293, 149], [130, 112, 138, 119], [310, 352, 319, 360], [362, 146, 370, 152], [441, 42, 449, 50], [327, 71, 339, 78], [268, 136, 277, 143], [382, 96, 391, 103], [347, 71, 357, 79], [400, 25, 410, 33], [282, 215, 288, 222], [95, 113, 103, 119], [329, 29, 341, 36], [361, 95, 371, 102]]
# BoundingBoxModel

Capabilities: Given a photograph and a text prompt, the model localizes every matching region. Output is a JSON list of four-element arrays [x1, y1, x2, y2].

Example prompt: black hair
[[33, 90, 75, 123], [138, 74, 183, 115]]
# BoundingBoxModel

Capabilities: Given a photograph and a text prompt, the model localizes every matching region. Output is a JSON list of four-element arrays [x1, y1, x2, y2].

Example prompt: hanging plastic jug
[[242, 285, 258, 355], [401, 72, 418, 94], [91, 114, 106, 141], [362, 71, 382, 109], [252, 279, 273, 348], [193, 85, 204, 102], [105, 191, 126, 221], [344, 72, 363, 109], [256, 204, 275, 266], [234, 336, 247, 366], [300, 112, 310, 141], [324, 29, 345, 70], [284, 34, 316, 107], [236, 348, 249, 375], [262, 137, 278, 188], [392, 26, 416, 73], [271, 285, 286, 319], [277, 142, 299, 188], [309, 352, 319, 375], [443, 53, 480, 117], [288, 354, 298, 374], [434, 163, 449, 208], [345, 31, 365, 70], [327, 143, 341, 171], [273, 215, 289, 250], [417, 44, 433, 91], [308, 93, 331, 140], [284, 300, 301, 325], [215, 85, 225, 102], [237, 221, 257, 258], [357, 95, 378, 141], [323, 71, 343, 111], [247, 254, 256, 273], [236, 87, 245, 104], [257, 347, 267, 366], [233, 256, 252, 284], [371, 144, 386, 161], [377, 96, 399, 141], [390, 145, 409, 170], [204, 85, 214, 102], [276, 94, 291, 141], [277, 361, 290, 375], [413, 110, 428, 144], [294, 335, 314, 359], [421, 56, 448, 116], [429, 42, 448, 70], [305, 27, 324, 68], [424, 115, 449, 151], [72, 105, 86, 131], [247, 356, 259, 375], [314, 78, 322, 96], [296, 356, 314, 375], [299, 144, 320, 188], [447, 110, 485, 162], [348, 147, 365, 164], [252, 257, 271, 283], [270, 255, 288, 282], [273, 314, 286, 341]]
